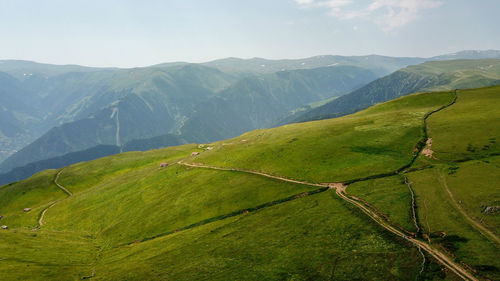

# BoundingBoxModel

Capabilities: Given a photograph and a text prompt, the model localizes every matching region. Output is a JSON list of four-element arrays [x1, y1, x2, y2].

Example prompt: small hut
[[160, 163, 168, 167], [23, 208, 31, 212], [241, 139, 247, 143], [191, 152, 200, 156], [1, 225, 7, 230], [205, 147, 213, 151]]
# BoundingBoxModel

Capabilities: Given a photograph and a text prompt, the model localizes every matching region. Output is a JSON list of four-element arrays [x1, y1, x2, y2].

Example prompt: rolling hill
[[0, 85, 498, 280], [293, 59, 500, 123], [1, 52, 499, 174], [0, 60, 388, 174]]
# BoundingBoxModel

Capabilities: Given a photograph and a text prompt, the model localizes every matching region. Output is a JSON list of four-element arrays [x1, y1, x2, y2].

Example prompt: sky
[[1, 0, 499, 67]]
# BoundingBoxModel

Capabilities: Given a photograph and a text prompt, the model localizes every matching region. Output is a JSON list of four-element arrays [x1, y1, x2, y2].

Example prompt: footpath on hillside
[[171, 90, 479, 281], [37, 168, 72, 228]]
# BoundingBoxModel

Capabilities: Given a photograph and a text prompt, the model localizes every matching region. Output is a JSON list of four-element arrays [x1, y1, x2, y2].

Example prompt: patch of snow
[[328, 63, 339, 66], [301, 62, 306, 65], [260, 64, 266, 67]]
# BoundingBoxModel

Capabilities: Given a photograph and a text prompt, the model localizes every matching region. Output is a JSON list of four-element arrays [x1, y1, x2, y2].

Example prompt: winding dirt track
[[37, 169, 72, 228], [333, 185, 478, 281], [179, 162, 478, 281], [54, 169, 72, 196], [179, 161, 325, 187], [38, 202, 57, 227]]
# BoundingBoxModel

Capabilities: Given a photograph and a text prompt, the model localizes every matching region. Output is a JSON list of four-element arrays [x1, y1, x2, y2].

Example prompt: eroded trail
[[172, 90, 479, 281], [179, 161, 325, 187], [54, 168, 72, 196], [332, 185, 479, 281], [37, 168, 72, 228], [177, 161, 478, 281]]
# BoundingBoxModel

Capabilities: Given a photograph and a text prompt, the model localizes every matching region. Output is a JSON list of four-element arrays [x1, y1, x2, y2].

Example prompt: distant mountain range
[[292, 58, 500, 123], [1, 50, 500, 182], [0, 55, 419, 173]]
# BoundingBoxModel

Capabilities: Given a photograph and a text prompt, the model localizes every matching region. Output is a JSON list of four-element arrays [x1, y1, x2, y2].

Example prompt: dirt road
[[37, 168, 72, 228], [178, 161, 478, 281]]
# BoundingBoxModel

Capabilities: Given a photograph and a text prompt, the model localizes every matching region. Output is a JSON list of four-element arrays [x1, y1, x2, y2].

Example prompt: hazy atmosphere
[[1, 0, 499, 67], [1, 1, 499, 280]]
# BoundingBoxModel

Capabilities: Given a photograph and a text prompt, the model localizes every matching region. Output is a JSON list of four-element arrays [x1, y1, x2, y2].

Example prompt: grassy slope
[[347, 175, 417, 232], [0, 169, 63, 228], [297, 59, 500, 123], [407, 86, 500, 280], [403, 59, 500, 92], [191, 91, 454, 183], [5, 86, 499, 280], [97, 192, 421, 281], [0, 230, 95, 280], [427, 86, 500, 161]]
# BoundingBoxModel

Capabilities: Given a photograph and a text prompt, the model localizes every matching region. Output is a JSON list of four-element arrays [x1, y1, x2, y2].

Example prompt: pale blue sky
[[1, 0, 499, 67]]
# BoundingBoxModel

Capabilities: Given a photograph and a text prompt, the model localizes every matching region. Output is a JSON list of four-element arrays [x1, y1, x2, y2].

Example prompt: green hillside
[[296, 59, 500, 122], [0, 85, 498, 280], [0, 63, 380, 175]]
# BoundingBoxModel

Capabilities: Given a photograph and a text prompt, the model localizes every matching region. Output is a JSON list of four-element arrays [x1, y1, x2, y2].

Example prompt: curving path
[[332, 185, 478, 281], [37, 168, 72, 228], [179, 161, 326, 187], [178, 161, 478, 281], [54, 168, 73, 196]]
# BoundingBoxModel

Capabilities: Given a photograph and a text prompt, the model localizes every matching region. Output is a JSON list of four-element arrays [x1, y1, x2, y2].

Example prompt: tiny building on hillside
[[1, 225, 7, 230], [191, 152, 200, 156], [23, 208, 31, 212], [160, 163, 168, 167]]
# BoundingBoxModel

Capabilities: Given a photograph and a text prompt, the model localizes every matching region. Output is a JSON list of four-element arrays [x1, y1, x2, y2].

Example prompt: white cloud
[[295, 0, 315, 4], [294, 0, 443, 31]]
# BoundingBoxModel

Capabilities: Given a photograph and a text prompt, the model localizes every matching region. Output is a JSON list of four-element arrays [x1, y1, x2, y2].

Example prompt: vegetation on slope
[[405, 86, 500, 280], [0, 63, 380, 176], [191, 91, 454, 183], [0, 85, 498, 280], [296, 59, 500, 123]]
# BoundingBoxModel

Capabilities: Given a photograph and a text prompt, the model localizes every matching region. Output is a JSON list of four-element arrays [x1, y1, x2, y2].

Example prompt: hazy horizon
[[3, 49, 500, 69], [1, 0, 499, 67]]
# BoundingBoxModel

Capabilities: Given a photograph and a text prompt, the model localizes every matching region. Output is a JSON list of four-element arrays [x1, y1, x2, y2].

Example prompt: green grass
[[427, 86, 500, 161], [347, 175, 417, 232], [405, 86, 500, 280], [0, 169, 63, 229], [96, 192, 421, 281], [444, 157, 500, 234], [46, 164, 318, 247], [408, 166, 500, 280], [57, 144, 199, 194], [1, 86, 499, 280], [403, 59, 500, 91], [191, 91, 454, 183], [0, 229, 95, 280]]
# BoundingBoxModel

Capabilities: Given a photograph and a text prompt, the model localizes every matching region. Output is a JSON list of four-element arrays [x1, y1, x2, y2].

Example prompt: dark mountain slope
[[181, 66, 378, 142], [0, 64, 378, 174]]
